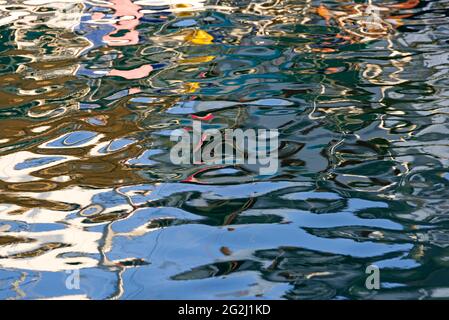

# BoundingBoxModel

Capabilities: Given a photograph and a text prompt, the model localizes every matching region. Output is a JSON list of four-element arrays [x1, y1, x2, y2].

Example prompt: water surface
[[0, 0, 449, 299]]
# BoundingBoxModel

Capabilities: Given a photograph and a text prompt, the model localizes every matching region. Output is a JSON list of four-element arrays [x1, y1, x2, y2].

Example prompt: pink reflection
[[103, 0, 143, 46], [108, 64, 153, 79], [100, 0, 153, 79]]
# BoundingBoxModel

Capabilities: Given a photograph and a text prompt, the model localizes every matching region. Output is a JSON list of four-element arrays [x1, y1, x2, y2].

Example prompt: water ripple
[[0, 0, 448, 299]]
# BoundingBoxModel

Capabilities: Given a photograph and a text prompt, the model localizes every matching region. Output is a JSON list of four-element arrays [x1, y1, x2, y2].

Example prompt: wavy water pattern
[[0, 0, 449, 299]]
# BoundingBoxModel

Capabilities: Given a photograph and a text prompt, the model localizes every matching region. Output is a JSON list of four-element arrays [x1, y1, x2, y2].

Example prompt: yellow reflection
[[180, 55, 215, 64], [184, 29, 214, 45]]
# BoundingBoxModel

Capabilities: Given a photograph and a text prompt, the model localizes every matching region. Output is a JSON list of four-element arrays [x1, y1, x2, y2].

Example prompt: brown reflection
[[315, 0, 421, 44], [0, 102, 150, 194], [0, 2, 90, 112]]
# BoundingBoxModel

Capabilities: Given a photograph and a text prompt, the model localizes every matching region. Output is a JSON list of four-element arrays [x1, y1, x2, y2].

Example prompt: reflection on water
[[0, 0, 449, 299]]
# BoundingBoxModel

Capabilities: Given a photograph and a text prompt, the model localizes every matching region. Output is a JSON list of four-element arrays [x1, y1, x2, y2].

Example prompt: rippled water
[[0, 0, 449, 300]]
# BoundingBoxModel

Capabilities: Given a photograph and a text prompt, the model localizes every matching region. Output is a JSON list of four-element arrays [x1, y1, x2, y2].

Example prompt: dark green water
[[0, 0, 449, 299]]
